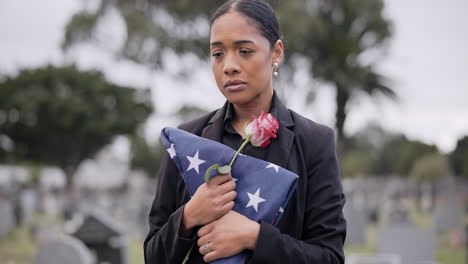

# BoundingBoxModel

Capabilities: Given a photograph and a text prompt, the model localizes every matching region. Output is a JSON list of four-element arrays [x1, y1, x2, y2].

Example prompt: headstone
[[343, 179, 370, 245], [420, 182, 433, 212], [43, 191, 62, 216], [344, 200, 367, 245], [465, 225, 468, 264], [363, 179, 383, 223], [63, 198, 80, 221], [433, 194, 462, 232], [73, 210, 129, 264], [19, 188, 37, 224], [0, 199, 15, 239], [33, 234, 95, 264], [380, 185, 411, 226], [378, 224, 435, 264], [347, 253, 401, 264]]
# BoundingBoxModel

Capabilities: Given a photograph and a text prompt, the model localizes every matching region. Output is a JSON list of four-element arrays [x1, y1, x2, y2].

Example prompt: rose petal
[[260, 139, 270, 147]]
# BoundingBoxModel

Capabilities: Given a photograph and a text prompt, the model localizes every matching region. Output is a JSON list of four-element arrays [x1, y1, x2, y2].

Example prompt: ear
[[271, 39, 284, 65]]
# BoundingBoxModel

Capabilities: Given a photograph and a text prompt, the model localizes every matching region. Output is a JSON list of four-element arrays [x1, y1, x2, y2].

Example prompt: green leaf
[[204, 164, 219, 183], [217, 165, 231, 175]]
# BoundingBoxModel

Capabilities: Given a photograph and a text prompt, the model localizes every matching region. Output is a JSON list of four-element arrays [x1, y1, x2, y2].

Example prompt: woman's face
[[210, 11, 282, 106]]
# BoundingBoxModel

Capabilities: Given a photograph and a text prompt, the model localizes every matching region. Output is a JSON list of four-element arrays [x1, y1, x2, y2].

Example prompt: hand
[[183, 174, 236, 230], [197, 211, 260, 262]]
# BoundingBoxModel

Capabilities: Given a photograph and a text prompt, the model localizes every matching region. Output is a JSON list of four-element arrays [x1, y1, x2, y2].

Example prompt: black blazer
[[144, 94, 346, 264]]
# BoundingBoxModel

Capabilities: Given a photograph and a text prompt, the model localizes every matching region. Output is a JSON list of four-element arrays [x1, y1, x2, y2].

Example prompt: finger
[[219, 190, 237, 205], [204, 251, 219, 263], [217, 180, 236, 195], [198, 222, 214, 237], [197, 234, 211, 247], [207, 173, 232, 186], [198, 244, 208, 256], [221, 201, 235, 212], [199, 242, 215, 256]]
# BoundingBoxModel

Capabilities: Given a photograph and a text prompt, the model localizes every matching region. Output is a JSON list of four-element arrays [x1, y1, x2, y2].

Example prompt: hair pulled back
[[210, 0, 281, 48]]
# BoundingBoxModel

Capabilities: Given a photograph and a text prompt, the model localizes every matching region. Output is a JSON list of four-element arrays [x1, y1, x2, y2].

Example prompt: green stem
[[204, 164, 220, 183], [229, 135, 251, 167], [182, 243, 195, 264]]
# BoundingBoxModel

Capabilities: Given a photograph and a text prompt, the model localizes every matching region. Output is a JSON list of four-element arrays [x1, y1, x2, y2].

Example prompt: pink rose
[[244, 111, 279, 147]]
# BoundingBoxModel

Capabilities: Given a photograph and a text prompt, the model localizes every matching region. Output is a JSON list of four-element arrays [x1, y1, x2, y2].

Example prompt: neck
[[232, 90, 273, 128]]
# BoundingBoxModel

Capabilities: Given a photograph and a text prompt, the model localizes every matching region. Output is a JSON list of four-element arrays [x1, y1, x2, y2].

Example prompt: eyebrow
[[210, 40, 255, 46]]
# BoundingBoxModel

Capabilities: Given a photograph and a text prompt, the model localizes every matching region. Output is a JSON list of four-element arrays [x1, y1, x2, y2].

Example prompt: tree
[[340, 149, 372, 177], [410, 153, 451, 182], [280, 0, 395, 152], [410, 153, 451, 212], [340, 122, 385, 177], [340, 122, 441, 177], [176, 105, 209, 122], [0, 65, 153, 192], [371, 135, 439, 176], [63, 0, 394, 151], [450, 135, 468, 178], [129, 133, 164, 179]]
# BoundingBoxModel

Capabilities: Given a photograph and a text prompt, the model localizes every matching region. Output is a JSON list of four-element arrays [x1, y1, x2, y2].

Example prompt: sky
[[0, 0, 467, 153]]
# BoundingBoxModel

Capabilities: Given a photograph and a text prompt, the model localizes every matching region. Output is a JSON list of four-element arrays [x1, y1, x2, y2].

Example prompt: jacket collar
[[201, 91, 295, 169]]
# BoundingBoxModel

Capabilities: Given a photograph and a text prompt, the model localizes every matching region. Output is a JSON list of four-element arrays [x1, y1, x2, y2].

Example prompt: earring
[[273, 62, 279, 77]]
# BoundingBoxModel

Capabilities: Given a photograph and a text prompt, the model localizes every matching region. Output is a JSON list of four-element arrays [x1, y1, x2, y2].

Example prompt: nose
[[223, 55, 240, 76]]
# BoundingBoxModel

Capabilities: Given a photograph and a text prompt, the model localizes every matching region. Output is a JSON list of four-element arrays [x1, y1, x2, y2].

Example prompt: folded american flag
[[161, 127, 298, 263]]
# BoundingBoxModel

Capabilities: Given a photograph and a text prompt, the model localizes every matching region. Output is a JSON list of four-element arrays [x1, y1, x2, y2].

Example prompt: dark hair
[[210, 0, 281, 48]]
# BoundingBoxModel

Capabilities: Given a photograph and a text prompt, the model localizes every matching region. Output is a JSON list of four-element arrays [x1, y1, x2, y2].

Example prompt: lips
[[224, 80, 247, 91]]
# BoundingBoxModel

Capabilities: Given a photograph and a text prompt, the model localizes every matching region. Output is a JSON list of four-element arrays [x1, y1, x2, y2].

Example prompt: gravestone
[[465, 226, 468, 264], [73, 210, 129, 264], [0, 199, 15, 239], [362, 179, 383, 223], [378, 224, 435, 264], [42, 190, 62, 216], [347, 253, 401, 264], [33, 234, 95, 264], [19, 188, 36, 225], [380, 182, 411, 226], [344, 199, 367, 245], [433, 194, 462, 232]]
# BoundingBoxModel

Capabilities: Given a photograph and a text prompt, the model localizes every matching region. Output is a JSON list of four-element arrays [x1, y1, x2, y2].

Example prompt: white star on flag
[[246, 188, 266, 212], [266, 163, 280, 173], [232, 177, 238, 182], [279, 207, 284, 213], [186, 150, 206, 174], [167, 144, 177, 159]]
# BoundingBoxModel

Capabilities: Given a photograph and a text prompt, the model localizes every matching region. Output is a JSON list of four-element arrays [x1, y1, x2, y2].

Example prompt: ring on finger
[[204, 242, 212, 253]]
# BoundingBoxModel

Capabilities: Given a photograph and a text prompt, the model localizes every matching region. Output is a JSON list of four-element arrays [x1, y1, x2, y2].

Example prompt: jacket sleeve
[[144, 153, 197, 263], [250, 128, 346, 264]]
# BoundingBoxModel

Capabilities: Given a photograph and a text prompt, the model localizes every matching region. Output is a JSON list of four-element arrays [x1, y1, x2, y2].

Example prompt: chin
[[221, 90, 257, 106]]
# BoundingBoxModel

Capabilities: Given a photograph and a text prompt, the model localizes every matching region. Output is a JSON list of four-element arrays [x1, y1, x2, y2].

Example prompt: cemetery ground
[[344, 208, 467, 264], [0, 211, 465, 264], [0, 213, 144, 264]]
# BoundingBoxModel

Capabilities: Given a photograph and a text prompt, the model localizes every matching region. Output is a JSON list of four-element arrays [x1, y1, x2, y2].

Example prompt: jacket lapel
[[201, 101, 227, 142], [265, 95, 295, 169]]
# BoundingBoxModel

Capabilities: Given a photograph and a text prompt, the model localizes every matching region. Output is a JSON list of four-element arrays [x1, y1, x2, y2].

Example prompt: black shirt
[[222, 93, 280, 161]]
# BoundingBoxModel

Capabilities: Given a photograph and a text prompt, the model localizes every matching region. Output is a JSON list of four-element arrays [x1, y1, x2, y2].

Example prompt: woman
[[144, 0, 346, 263]]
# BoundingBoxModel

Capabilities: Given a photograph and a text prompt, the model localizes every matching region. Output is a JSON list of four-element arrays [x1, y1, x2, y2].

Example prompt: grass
[[436, 231, 465, 264], [0, 225, 37, 264], [345, 211, 466, 264], [1, 212, 465, 264], [0, 225, 146, 264], [437, 244, 464, 264], [129, 235, 145, 264]]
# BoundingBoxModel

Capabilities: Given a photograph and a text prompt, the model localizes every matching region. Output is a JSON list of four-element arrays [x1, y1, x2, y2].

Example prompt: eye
[[239, 49, 254, 55], [212, 51, 224, 57]]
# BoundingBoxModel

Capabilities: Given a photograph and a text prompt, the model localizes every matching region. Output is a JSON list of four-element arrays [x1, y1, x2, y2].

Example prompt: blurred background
[[0, 0, 467, 263]]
